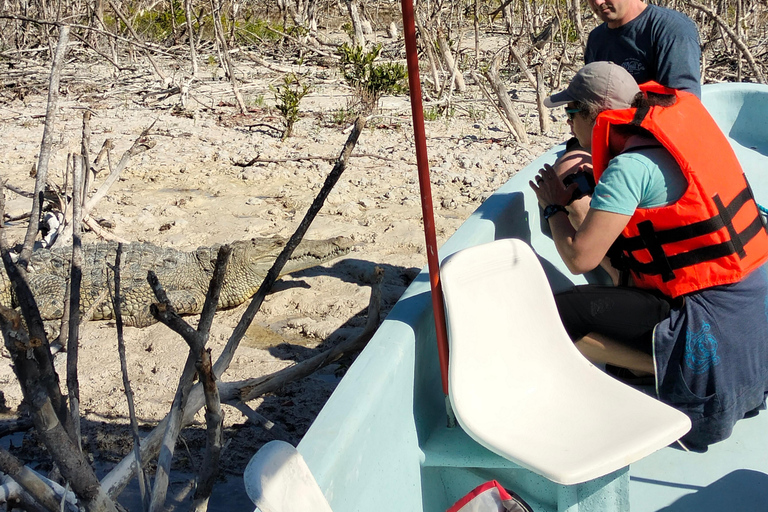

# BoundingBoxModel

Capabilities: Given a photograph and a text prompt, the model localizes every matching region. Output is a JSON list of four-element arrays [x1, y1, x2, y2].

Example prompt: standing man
[[585, 0, 701, 97], [551, 0, 702, 206]]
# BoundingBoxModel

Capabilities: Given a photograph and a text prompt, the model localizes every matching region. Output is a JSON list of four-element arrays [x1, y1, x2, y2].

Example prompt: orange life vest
[[591, 82, 768, 298]]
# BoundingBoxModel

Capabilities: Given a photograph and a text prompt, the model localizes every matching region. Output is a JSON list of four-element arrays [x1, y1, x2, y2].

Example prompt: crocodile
[[0, 236, 353, 328]]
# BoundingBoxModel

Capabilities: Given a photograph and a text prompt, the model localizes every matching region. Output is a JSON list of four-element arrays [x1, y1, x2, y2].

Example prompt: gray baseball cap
[[544, 61, 641, 111]]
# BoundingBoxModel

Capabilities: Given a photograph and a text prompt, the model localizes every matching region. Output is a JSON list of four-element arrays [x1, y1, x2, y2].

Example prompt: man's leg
[[555, 285, 672, 372], [575, 333, 655, 374]]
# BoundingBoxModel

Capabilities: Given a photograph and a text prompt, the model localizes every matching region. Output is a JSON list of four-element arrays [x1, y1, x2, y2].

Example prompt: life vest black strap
[[637, 221, 676, 282], [620, 215, 765, 278], [714, 194, 747, 258], [620, 187, 753, 252]]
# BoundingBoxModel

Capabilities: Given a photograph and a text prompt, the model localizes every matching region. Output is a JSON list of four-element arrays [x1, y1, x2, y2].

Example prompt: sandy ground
[[0, 39, 569, 508]]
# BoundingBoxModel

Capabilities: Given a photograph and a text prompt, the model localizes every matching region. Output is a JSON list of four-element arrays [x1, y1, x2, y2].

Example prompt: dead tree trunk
[[344, 0, 366, 49], [436, 27, 467, 93], [0, 308, 118, 512], [184, 0, 199, 78], [481, 56, 529, 144], [535, 64, 550, 133], [211, 0, 247, 114], [568, 0, 584, 45]]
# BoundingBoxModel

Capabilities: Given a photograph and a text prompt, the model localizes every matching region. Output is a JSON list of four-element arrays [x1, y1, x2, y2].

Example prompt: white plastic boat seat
[[439, 238, 692, 486], [244, 440, 334, 512]]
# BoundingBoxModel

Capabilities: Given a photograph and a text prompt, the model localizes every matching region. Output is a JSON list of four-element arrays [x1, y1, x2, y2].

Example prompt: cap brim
[[543, 89, 572, 108]]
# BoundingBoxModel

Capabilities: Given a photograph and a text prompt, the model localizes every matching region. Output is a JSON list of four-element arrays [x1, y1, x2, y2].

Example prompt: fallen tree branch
[[0, 448, 67, 512], [82, 217, 130, 244], [228, 402, 291, 442], [220, 266, 383, 403], [0, 182, 33, 199], [232, 151, 400, 167]]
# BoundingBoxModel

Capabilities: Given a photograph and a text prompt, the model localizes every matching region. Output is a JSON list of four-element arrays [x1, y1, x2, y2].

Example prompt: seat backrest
[[440, 238, 589, 402], [439, 239, 691, 485]]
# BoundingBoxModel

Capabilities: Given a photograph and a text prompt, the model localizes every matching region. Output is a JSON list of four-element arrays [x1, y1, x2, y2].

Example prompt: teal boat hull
[[295, 83, 768, 512]]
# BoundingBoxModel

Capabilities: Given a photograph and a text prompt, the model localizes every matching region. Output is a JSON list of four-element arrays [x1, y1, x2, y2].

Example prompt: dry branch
[[0, 448, 65, 512], [65, 153, 84, 449], [111, 244, 150, 512], [685, 0, 766, 83], [211, 0, 247, 115], [184, 0, 199, 78], [57, 124, 156, 247], [436, 28, 466, 93], [106, 1, 168, 84], [0, 307, 117, 512], [220, 266, 383, 404], [481, 55, 529, 144], [229, 402, 291, 442], [101, 116, 367, 500], [146, 245, 230, 512], [19, 25, 69, 265], [191, 349, 223, 512]]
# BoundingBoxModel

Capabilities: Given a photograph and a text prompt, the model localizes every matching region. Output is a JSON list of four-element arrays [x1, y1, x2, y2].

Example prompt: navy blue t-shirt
[[585, 4, 701, 97]]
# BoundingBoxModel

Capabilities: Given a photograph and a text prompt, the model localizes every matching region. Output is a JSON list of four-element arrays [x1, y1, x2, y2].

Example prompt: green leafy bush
[[337, 43, 407, 113], [132, 0, 186, 41], [272, 73, 311, 139]]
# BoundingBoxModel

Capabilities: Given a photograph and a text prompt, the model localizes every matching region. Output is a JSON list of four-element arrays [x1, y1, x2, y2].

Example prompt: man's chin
[[597, 11, 616, 22]]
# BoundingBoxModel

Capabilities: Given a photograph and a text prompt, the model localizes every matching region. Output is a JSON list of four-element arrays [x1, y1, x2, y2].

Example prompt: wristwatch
[[542, 204, 568, 220]]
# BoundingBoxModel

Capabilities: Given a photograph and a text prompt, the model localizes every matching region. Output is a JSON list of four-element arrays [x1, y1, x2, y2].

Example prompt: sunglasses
[[565, 107, 584, 121]]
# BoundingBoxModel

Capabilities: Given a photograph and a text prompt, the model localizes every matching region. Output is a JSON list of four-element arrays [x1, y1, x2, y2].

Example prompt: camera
[[562, 170, 596, 204]]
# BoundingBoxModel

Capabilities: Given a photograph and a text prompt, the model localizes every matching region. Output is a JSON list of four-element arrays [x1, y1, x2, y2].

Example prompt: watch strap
[[543, 204, 568, 220]]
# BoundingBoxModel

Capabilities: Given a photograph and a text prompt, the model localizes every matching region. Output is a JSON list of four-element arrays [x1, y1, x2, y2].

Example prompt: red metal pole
[[401, 0, 451, 395]]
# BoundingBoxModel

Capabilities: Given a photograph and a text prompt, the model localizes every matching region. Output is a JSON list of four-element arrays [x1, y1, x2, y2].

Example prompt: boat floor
[[418, 391, 768, 511], [628, 405, 768, 511]]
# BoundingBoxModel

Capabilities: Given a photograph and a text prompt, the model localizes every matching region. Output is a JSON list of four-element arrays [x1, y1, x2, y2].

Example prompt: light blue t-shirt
[[590, 147, 688, 214]]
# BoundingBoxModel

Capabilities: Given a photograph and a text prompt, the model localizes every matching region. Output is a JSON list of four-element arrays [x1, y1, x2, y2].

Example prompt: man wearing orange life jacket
[[530, 61, 768, 448]]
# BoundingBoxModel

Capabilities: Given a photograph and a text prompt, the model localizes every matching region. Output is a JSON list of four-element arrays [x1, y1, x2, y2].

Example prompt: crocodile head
[[218, 235, 354, 308]]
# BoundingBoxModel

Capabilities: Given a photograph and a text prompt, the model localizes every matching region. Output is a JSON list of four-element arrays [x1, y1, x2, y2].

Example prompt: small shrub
[[328, 106, 356, 126], [424, 107, 442, 121], [337, 43, 407, 113], [132, 0, 186, 41], [272, 73, 311, 139], [239, 19, 282, 44], [423, 104, 455, 121]]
